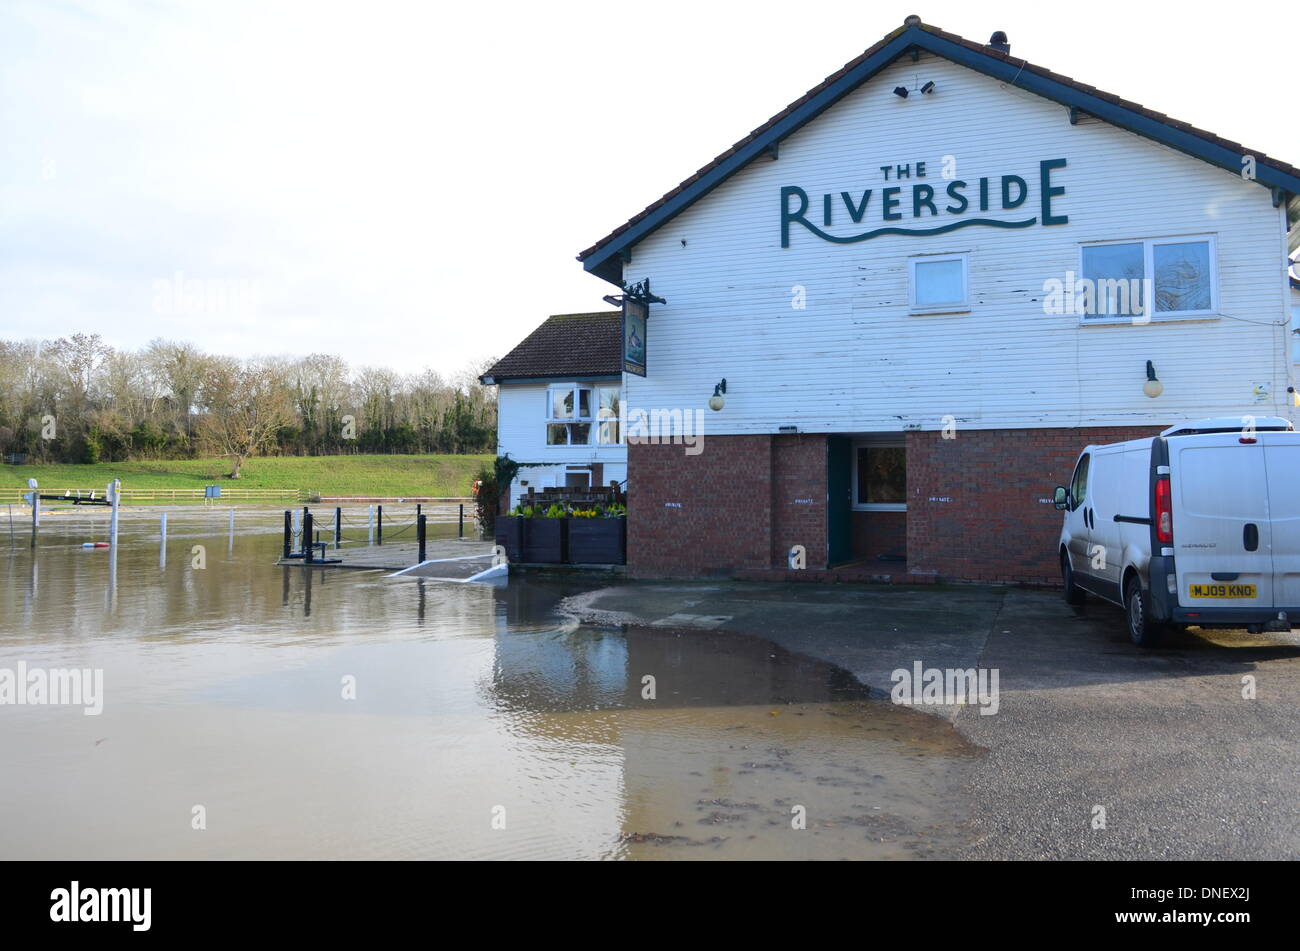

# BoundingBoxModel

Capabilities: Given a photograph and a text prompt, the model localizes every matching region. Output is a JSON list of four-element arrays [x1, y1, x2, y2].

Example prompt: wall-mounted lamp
[[1143, 360, 1164, 399], [893, 86, 909, 99], [708, 378, 727, 411], [920, 81, 935, 95]]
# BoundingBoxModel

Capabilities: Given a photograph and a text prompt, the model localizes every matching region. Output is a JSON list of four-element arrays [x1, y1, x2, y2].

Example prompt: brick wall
[[627, 435, 774, 577], [771, 434, 828, 570], [852, 510, 906, 563], [905, 425, 1162, 583], [628, 425, 1164, 584]]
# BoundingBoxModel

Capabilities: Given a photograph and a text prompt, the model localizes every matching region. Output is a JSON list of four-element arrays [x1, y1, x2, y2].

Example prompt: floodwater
[[0, 507, 977, 860]]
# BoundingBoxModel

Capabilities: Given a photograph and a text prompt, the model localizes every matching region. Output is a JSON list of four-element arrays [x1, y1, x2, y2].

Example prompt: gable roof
[[577, 16, 1300, 285], [479, 312, 622, 384]]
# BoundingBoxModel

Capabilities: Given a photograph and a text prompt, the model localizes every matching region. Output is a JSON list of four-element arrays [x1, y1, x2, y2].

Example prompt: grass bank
[[2, 454, 492, 501]]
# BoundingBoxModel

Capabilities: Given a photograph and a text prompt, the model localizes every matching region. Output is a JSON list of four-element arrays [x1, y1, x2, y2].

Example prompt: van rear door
[[1170, 435, 1274, 609], [1261, 434, 1300, 609]]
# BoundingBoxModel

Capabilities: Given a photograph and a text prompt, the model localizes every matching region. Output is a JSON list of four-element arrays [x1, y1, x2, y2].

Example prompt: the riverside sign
[[780, 157, 1068, 246]]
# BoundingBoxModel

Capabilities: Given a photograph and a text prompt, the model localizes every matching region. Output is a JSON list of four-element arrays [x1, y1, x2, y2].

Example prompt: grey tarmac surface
[[560, 580, 1300, 860]]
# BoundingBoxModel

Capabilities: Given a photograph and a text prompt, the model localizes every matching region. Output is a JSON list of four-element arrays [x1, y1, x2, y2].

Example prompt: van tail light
[[1155, 476, 1173, 544]]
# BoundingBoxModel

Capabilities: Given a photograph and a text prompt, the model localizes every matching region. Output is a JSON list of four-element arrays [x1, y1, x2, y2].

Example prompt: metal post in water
[[28, 478, 38, 546], [459, 503, 464, 539], [418, 513, 427, 563], [228, 508, 235, 550], [368, 505, 374, 544], [107, 479, 120, 549], [283, 510, 293, 560], [160, 512, 168, 568], [304, 511, 314, 564], [293, 508, 301, 550], [334, 507, 342, 549], [377, 504, 383, 545]]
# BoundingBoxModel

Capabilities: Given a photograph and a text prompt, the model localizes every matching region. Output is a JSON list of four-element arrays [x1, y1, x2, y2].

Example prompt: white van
[[1054, 417, 1300, 646]]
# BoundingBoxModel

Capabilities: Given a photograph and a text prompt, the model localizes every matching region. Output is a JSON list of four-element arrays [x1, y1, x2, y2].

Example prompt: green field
[[2, 454, 492, 501]]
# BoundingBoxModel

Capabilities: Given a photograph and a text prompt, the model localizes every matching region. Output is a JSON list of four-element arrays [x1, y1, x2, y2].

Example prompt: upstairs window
[[1080, 236, 1216, 320], [909, 253, 969, 314], [547, 384, 592, 446], [595, 384, 622, 445], [546, 383, 623, 446]]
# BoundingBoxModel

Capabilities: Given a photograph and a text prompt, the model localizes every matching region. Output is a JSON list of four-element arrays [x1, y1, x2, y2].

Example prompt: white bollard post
[[228, 508, 235, 553], [107, 479, 120, 548], [160, 512, 168, 568], [28, 478, 39, 534], [368, 505, 375, 544]]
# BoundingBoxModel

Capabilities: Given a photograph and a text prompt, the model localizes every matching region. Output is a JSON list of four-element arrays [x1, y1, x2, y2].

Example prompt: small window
[[853, 444, 906, 511], [909, 254, 968, 314]]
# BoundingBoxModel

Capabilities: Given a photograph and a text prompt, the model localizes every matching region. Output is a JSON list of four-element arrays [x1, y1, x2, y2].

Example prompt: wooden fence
[[0, 487, 306, 504]]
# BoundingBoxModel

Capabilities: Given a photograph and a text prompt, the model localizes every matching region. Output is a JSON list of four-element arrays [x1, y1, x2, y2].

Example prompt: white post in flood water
[[107, 479, 120, 548], [368, 505, 374, 544], [160, 512, 168, 568], [228, 508, 235, 553], [292, 508, 301, 550], [28, 478, 39, 534]]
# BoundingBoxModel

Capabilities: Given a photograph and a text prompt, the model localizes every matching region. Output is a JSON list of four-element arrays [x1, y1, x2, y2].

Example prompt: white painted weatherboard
[[617, 52, 1297, 433], [495, 381, 627, 508]]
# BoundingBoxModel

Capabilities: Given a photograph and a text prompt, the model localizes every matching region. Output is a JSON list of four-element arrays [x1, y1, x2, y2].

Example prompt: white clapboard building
[[480, 312, 627, 510], [574, 16, 1300, 583]]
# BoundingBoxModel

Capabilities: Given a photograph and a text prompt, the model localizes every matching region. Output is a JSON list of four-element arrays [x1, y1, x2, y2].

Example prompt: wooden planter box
[[495, 517, 525, 563], [520, 517, 566, 563], [567, 517, 626, 565]]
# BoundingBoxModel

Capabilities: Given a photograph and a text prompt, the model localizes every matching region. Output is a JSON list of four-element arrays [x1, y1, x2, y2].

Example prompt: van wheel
[[1124, 576, 1166, 648], [1061, 552, 1086, 605]]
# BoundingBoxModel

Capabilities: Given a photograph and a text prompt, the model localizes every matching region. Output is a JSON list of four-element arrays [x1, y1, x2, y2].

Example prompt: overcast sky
[[1, 0, 1295, 378]]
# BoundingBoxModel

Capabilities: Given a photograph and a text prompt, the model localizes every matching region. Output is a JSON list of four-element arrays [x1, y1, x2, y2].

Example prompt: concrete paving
[[561, 580, 1300, 859]]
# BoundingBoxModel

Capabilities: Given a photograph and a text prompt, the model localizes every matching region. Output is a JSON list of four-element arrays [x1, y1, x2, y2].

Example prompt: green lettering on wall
[[1040, 158, 1068, 225], [912, 184, 938, 217]]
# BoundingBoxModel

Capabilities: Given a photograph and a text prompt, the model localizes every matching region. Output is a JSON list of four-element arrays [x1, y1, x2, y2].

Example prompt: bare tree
[[196, 362, 292, 478]]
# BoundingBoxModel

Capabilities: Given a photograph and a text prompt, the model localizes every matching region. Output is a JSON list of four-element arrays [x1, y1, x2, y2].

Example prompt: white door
[[1262, 437, 1300, 608], [1171, 437, 1274, 609]]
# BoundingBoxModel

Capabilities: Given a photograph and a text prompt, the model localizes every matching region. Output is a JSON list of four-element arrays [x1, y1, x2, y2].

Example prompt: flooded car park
[[0, 510, 979, 860]]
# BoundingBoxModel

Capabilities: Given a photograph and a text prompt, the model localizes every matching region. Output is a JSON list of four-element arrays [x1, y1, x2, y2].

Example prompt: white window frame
[[1077, 234, 1219, 325], [908, 252, 970, 315], [851, 438, 907, 512], [593, 382, 624, 446], [545, 383, 594, 447]]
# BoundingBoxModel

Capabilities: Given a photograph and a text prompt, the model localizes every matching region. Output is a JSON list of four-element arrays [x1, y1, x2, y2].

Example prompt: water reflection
[[0, 510, 975, 860]]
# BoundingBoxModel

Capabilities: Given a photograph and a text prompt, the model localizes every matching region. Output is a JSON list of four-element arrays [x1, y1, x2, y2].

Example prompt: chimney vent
[[989, 31, 1010, 53]]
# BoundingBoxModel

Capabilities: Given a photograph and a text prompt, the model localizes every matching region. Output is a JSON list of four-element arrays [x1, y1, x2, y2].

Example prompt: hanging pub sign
[[623, 298, 648, 377], [604, 279, 665, 378]]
